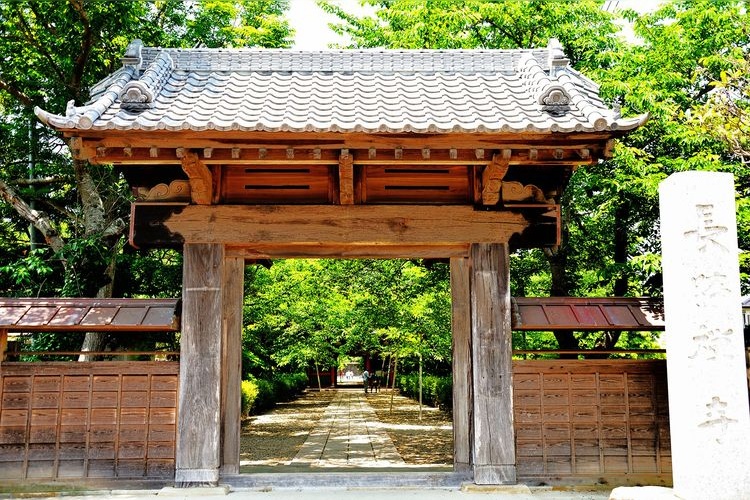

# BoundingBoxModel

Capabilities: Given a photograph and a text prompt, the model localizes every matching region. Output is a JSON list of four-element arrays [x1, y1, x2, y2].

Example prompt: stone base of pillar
[[473, 464, 516, 484], [175, 467, 220, 487]]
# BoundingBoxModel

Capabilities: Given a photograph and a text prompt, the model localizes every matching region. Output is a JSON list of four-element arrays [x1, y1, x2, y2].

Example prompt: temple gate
[[34, 40, 646, 486]]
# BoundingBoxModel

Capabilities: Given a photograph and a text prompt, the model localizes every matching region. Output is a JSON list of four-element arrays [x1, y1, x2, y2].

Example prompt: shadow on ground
[[239, 388, 453, 473]]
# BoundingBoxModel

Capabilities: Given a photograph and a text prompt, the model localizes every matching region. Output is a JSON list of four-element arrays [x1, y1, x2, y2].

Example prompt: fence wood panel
[[514, 360, 671, 485], [0, 361, 178, 480]]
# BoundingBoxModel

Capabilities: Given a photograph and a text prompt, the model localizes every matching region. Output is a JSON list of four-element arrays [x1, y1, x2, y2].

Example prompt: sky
[[287, 0, 665, 50]]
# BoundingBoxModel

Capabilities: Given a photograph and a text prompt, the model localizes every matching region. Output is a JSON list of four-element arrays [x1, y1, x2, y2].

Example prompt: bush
[[240, 379, 259, 417], [396, 373, 453, 412], [241, 372, 309, 416]]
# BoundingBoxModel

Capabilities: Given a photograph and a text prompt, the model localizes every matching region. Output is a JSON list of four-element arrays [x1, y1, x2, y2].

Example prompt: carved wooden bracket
[[181, 151, 213, 205], [135, 180, 191, 201], [481, 150, 512, 206], [502, 181, 548, 203], [339, 149, 354, 205]]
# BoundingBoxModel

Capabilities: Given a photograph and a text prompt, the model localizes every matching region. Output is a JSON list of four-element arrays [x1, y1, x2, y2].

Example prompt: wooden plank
[[176, 243, 223, 486], [362, 165, 471, 204], [225, 243, 470, 260], [74, 129, 616, 154], [132, 204, 529, 247], [222, 165, 333, 204], [450, 257, 472, 473], [338, 151, 354, 205], [221, 256, 244, 475], [0, 329, 6, 363], [470, 243, 516, 484]]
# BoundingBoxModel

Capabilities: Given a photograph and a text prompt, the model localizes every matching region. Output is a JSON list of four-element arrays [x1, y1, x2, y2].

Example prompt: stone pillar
[[659, 172, 750, 499]]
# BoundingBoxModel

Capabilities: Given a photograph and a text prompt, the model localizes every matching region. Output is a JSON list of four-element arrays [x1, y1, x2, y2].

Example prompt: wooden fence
[[0, 358, 673, 484], [514, 359, 671, 485], [0, 361, 178, 480]]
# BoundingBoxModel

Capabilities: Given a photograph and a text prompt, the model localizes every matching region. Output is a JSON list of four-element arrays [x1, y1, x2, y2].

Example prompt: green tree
[[0, 0, 293, 354], [323, 0, 750, 353], [691, 53, 750, 288], [242, 259, 452, 379]]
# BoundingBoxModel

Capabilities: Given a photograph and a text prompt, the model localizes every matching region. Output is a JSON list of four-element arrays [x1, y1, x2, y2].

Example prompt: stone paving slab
[[292, 389, 405, 468]]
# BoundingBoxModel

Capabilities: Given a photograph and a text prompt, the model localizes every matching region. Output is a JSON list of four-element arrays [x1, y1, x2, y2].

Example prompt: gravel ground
[[240, 387, 453, 468], [240, 389, 337, 466]]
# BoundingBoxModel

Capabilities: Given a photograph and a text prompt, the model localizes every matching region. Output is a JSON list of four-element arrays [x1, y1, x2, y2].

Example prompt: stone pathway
[[292, 389, 405, 468]]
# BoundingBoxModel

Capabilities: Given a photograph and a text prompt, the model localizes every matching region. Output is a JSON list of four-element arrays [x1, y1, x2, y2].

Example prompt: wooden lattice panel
[[0, 362, 178, 480], [513, 360, 671, 484], [361, 165, 472, 204], [222, 165, 334, 204]]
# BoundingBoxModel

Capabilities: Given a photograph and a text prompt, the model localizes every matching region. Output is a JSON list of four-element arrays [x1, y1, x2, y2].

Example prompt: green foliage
[[0, 1, 294, 356], [242, 259, 452, 377], [322, 0, 622, 69], [396, 372, 452, 411], [241, 379, 259, 416], [242, 372, 308, 415], [323, 0, 750, 351]]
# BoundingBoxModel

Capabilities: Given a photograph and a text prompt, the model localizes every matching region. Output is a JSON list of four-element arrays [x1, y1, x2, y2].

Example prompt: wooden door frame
[[177, 241, 517, 486]]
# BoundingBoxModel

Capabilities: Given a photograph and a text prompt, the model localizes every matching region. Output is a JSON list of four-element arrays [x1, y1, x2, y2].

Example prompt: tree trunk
[[315, 360, 322, 390], [73, 159, 106, 235], [389, 356, 398, 413], [545, 245, 579, 355], [0, 179, 64, 253], [598, 198, 631, 350], [385, 354, 392, 391], [418, 352, 423, 421], [78, 245, 117, 361]]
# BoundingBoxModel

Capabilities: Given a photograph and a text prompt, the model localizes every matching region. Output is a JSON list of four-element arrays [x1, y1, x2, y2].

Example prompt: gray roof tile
[[36, 40, 646, 135]]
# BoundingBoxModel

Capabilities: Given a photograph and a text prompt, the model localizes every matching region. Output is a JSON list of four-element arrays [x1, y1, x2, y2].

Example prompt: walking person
[[362, 369, 370, 393]]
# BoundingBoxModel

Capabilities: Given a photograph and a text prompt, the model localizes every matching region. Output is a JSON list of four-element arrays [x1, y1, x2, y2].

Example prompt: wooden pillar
[[220, 256, 244, 475], [176, 243, 224, 486], [470, 243, 516, 484], [0, 328, 7, 363], [450, 257, 472, 473]]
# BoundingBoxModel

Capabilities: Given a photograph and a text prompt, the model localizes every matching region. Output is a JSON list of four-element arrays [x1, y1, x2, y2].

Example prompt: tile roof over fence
[[512, 297, 665, 331], [36, 39, 646, 136], [0, 298, 180, 332]]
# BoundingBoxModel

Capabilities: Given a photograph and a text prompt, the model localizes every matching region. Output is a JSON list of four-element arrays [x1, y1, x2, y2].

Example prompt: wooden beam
[[131, 204, 529, 247], [72, 130, 617, 161], [338, 150, 354, 205], [221, 256, 244, 475], [481, 150, 511, 206], [225, 243, 470, 259], [181, 152, 213, 205], [176, 243, 224, 486], [470, 243, 516, 484], [450, 257, 472, 473]]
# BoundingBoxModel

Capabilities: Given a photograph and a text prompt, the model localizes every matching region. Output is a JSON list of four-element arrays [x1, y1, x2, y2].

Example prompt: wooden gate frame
[[181, 241, 517, 485]]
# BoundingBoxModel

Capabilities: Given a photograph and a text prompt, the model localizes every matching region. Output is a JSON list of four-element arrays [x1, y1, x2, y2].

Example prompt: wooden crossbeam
[[130, 203, 530, 248]]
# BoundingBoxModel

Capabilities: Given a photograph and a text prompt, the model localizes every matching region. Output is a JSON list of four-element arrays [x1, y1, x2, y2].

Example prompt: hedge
[[241, 372, 308, 416], [396, 373, 452, 412]]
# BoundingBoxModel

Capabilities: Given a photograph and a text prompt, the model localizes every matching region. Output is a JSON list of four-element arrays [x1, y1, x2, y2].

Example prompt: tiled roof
[[512, 297, 665, 331], [36, 39, 646, 135], [0, 298, 180, 332]]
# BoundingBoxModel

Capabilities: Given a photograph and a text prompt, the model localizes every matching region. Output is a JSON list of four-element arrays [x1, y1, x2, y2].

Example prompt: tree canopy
[[0, 0, 292, 354]]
